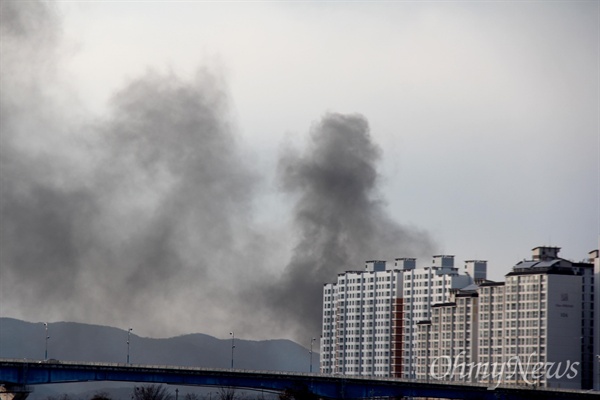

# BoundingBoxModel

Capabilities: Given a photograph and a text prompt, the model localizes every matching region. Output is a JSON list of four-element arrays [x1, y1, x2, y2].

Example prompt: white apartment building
[[416, 286, 479, 382], [321, 255, 480, 378], [401, 255, 477, 378], [320, 245, 596, 390], [320, 260, 407, 377], [408, 246, 594, 389], [478, 246, 593, 389], [478, 280, 506, 380]]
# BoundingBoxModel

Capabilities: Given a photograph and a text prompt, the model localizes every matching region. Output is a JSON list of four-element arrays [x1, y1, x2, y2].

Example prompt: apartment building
[[416, 286, 479, 382], [476, 247, 592, 389], [401, 256, 477, 378], [320, 260, 407, 376], [478, 280, 506, 380], [320, 245, 596, 390], [321, 255, 478, 378]]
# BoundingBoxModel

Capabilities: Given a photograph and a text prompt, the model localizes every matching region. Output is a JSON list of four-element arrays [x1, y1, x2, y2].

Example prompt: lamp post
[[309, 337, 316, 373], [127, 328, 133, 364], [43, 323, 50, 360], [230, 332, 235, 369]]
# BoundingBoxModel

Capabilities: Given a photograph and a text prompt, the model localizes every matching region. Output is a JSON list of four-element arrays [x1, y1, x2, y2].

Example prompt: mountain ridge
[[0, 317, 319, 372]]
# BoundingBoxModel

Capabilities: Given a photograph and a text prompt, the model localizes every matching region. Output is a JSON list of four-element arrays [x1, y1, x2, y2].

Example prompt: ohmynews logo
[[429, 352, 579, 388]]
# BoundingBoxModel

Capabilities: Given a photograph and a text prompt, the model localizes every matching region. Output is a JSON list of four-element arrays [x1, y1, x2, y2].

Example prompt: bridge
[[0, 359, 598, 400]]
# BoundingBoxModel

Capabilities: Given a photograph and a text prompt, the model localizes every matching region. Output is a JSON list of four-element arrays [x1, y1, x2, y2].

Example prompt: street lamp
[[309, 337, 316, 373], [43, 323, 50, 360], [230, 332, 235, 369], [127, 328, 133, 364]]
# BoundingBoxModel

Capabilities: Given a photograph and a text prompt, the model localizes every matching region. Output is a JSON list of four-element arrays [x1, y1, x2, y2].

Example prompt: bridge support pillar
[[0, 385, 31, 400]]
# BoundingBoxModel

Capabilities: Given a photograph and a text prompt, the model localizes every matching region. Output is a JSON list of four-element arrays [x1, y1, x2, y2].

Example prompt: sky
[[1, 0, 598, 343]]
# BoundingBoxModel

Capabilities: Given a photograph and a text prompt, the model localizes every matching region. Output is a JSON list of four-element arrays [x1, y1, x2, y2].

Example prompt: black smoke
[[260, 114, 435, 340], [0, 0, 262, 336], [0, 1, 435, 341]]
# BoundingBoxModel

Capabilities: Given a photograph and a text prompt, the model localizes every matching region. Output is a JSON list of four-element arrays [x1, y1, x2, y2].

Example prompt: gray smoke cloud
[[0, 1, 81, 305], [261, 113, 435, 340], [0, 0, 265, 336], [1, 1, 434, 342]]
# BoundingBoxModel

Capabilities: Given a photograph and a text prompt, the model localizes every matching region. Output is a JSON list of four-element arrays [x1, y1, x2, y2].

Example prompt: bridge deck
[[0, 359, 598, 400]]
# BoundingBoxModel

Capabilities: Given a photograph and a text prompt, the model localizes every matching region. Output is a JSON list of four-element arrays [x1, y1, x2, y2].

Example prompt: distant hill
[[0, 318, 318, 371], [0, 318, 320, 400]]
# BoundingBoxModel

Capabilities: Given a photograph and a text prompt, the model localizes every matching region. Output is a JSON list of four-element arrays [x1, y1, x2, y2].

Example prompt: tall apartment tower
[[320, 244, 594, 388], [477, 280, 506, 380], [321, 256, 479, 378], [478, 246, 593, 389], [320, 260, 409, 377], [401, 255, 477, 378], [392, 258, 417, 377], [417, 286, 480, 382]]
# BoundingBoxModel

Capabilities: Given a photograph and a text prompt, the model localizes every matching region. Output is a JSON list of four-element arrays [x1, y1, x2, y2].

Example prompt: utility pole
[[310, 337, 316, 373], [127, 328, 133, 364], [43, 323, 50, 360], [230, 332, 235, 369]]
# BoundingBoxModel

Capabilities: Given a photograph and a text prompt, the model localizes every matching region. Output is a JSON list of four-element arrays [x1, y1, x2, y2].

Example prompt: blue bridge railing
[[0, 359, 598, 400]]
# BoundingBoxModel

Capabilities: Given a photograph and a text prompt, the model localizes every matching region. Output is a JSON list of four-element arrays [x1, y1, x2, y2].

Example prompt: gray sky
[[1, 1, 598, 342]]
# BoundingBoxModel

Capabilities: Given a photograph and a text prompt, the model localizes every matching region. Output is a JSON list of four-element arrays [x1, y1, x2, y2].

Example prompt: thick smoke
[[0, 0, 265, 337], [1, 1, 434, 342], [0, 1, 84, 307], [265, 114, 435, 340]]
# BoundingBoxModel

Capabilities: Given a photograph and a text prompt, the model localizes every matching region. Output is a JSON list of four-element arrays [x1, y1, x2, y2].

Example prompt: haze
[[0, 1, 597, 343]]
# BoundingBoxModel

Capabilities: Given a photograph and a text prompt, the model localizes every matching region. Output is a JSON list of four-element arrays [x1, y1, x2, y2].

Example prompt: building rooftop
[[459, 283, 479, 292]]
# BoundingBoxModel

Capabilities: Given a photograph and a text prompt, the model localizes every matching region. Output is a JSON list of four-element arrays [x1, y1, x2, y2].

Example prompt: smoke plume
[[262, 113, 435, 340], [0, 0, 264, 337], [1, 1, 434, 342]]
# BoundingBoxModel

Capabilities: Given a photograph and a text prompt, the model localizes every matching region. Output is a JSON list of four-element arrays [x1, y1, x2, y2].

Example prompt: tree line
[[42, 384, 319, 400]]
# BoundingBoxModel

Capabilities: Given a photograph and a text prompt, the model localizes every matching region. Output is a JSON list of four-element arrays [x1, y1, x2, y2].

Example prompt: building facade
[[401, 256, 477, 378], [320, 260, 406, 376], [418, 287, 479, 382], [320, 255, 478, 378], [321, 245, 597, 390], [478, 280, 507, 382]]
